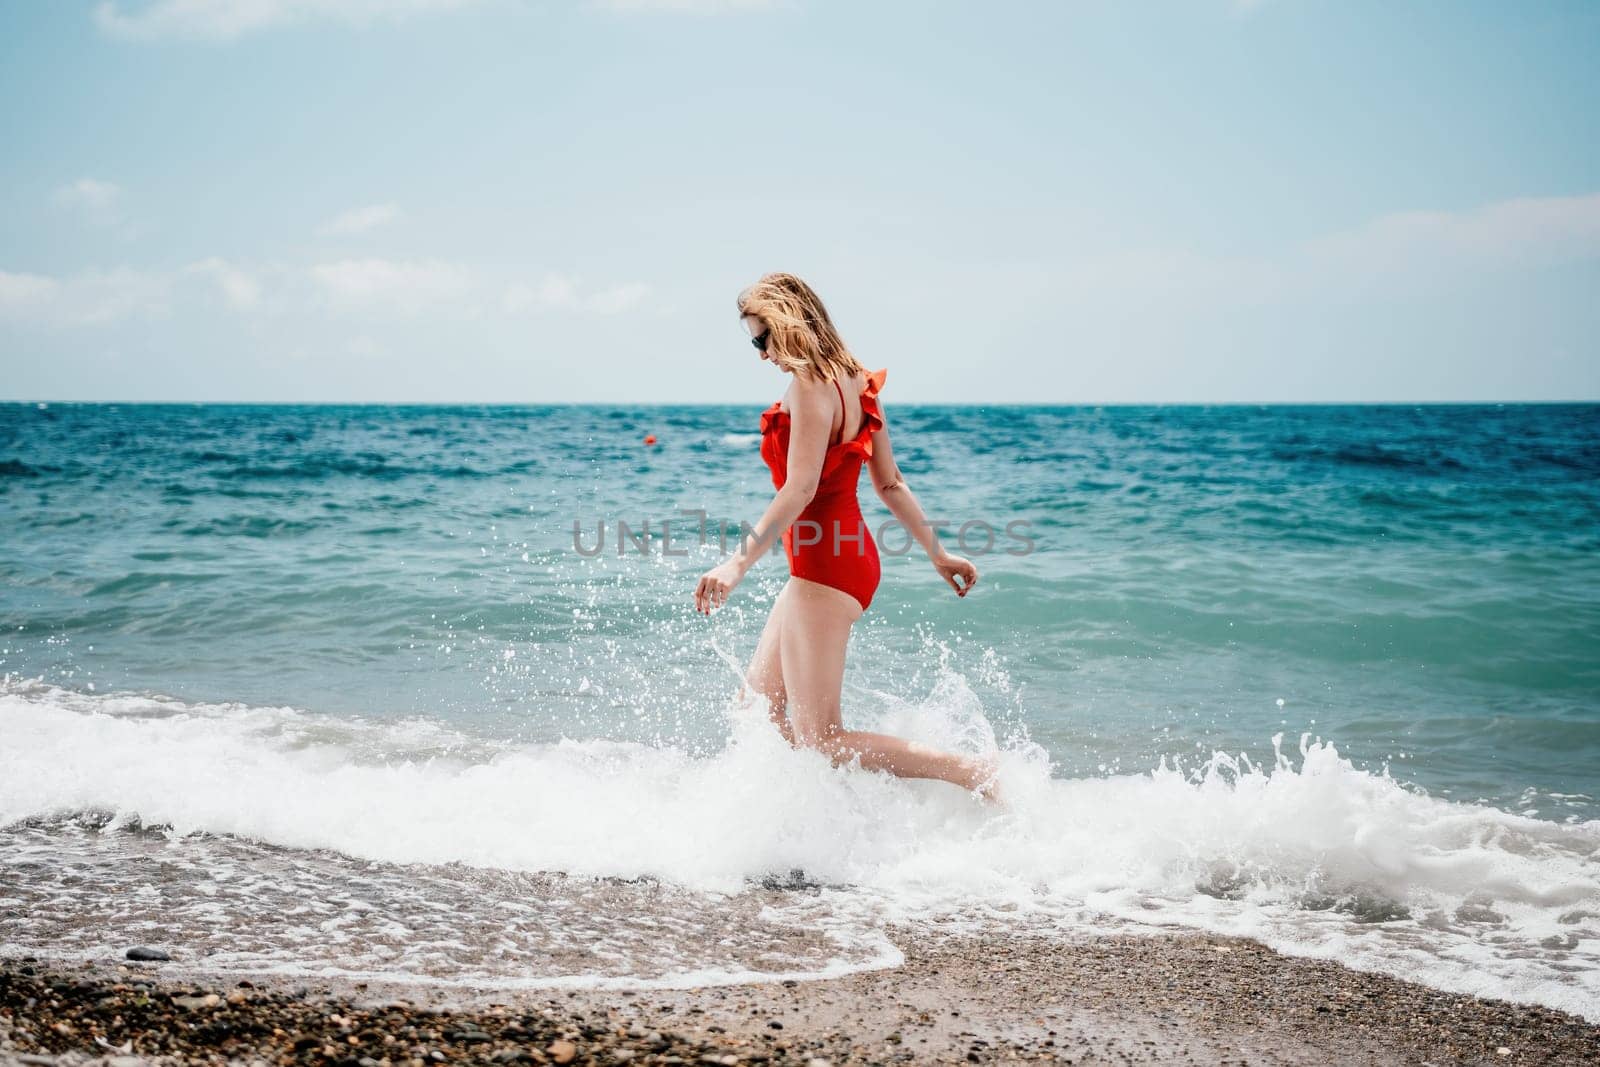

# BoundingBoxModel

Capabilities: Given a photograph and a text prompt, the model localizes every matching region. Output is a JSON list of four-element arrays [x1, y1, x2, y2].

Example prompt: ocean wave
[[2, 680, 1597, 1017]]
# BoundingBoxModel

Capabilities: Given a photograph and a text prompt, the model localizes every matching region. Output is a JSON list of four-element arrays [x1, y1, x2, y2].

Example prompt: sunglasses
[[750, 330, 771, 353]]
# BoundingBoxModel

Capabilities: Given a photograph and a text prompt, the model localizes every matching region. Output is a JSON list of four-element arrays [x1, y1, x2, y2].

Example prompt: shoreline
[[3, 930, 1596, 1066]]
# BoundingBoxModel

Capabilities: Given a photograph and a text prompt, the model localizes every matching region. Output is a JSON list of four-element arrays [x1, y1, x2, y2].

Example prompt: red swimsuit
[[759, 368, 888, 612]]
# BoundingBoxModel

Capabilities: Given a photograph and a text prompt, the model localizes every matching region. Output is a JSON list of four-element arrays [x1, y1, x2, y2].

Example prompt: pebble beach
[[4, 930, 1598, 1067]]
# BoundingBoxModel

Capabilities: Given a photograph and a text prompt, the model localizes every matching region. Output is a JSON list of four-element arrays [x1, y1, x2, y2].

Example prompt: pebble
[[122, 947, 169, 962], [170, 993, 220, 1011]]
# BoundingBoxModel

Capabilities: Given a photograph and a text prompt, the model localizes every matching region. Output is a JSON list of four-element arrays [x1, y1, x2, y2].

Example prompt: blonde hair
[[736, 272, 866, 382]]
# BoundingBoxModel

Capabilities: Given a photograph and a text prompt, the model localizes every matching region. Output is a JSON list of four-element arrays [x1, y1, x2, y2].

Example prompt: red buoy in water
[[643, 434, 657, 446]]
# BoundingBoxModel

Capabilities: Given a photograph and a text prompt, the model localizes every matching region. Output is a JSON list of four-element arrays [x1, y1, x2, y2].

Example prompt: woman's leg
[[742, 582, 794, 744], [779, 577, 997, 795]]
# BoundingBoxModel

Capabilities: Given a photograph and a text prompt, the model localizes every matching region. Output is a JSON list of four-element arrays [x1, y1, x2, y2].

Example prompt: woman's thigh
[[778, 577, 862, 745], [744, 583, 788, 718]]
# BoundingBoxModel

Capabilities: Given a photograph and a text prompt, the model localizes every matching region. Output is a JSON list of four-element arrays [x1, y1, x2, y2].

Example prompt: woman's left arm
[[694, 379, 833, 614], [865, 400, 978, 597]]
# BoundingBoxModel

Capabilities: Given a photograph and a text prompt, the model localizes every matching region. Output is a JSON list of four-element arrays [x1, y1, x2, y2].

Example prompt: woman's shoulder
[[779, 374, 834, 418], [779, 365, 885, 413], [787, 371, 845, 399]]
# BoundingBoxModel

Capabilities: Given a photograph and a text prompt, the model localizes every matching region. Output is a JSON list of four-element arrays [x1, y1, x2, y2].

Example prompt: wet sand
[[3, 929, 1596, 1066]]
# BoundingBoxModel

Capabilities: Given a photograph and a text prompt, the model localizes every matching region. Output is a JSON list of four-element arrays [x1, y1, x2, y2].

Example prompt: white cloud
[[1304, 192, 1600, 277], [1046, 190, 1600, 317], [0, 271, 61, 312], [95, 0, 486, 41], [1, 260, 272, 325], [503, 275, 576, 313], [7, 191, 1585, 340], [0, 267, 168, 325], [502, 275, 653, 315], [310, 257, 475, 309], [3, 256, 659, 329], [584, 281, 653, 314], [320, 202, 400, 236], [53, 178, 124, 225], [542, 276, 581, 307], [186, 257, 263, 310]]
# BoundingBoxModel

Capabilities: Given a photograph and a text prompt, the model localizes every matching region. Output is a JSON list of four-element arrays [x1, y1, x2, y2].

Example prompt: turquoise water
[[4, 401, 1597, 814], [3, 401, 1599, 1015]]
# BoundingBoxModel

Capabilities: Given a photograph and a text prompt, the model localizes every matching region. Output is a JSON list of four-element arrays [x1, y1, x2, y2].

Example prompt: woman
[[693, 272, 1000, 800]]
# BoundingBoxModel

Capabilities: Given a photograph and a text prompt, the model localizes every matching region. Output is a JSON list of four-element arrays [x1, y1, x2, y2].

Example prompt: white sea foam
[[2, 679, 1597, 1018]]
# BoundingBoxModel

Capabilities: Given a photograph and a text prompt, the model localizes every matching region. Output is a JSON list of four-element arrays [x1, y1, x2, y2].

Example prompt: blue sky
[[1, 0, 1596, 403]]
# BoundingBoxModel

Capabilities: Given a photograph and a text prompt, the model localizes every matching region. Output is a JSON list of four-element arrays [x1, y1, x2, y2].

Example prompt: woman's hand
[[694, 559, 747, 614], [933, 552, 978, 598]]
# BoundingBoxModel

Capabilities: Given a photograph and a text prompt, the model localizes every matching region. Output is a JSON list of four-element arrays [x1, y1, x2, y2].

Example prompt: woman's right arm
[[865, 404, 978, 597]]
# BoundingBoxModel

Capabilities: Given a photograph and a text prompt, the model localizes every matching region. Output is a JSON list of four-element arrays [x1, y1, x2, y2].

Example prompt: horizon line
[[3, 398, 1598, 409]]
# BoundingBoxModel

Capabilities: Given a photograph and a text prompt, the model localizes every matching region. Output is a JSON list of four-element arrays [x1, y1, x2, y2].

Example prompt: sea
[[2, 401, 1597, 1019]]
